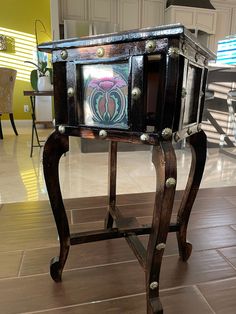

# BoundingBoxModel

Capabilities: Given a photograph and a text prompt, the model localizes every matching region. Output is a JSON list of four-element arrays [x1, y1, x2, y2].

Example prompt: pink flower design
[[88, 76, 126, 91]]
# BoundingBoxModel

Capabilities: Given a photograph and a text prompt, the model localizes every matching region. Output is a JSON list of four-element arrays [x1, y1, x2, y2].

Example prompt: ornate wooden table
[[39, 24, 214, 313]]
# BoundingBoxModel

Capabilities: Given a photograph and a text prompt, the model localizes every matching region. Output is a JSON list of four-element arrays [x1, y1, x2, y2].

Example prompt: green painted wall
[[0, 0, 51, 119]]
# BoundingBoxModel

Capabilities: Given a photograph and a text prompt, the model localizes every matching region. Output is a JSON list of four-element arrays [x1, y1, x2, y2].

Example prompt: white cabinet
[[61, 0, 88, 20], [60, 0, 165, 33], [142, 0, 164, 28], [88, 0, 116, 23], [208, 1, 232, 53], [165, 5, 217, 34], [118, 0, 142, 30], [230, 7, 236, 36]]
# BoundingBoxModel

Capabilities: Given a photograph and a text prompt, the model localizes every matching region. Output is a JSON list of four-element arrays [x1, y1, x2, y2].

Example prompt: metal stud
[[60, 50, 68, 60], [182, 43, 188, 54], [174, 132, 180, 142], [96, 47, 105, 57], [146, 40, 156, 53], [161, 128, 172, 140], [132, 87, 141, 100], [165, 177, 176, 188], [168, 47, 180, 58], [99, 129, 107, 139], [181, 88, 187, 98], [140, 133, 150, 142], [67, 87, 74, 97], [150, 282, 159, 290], [156, 243, 166, 251], [58, 125, 66, 134], [187, 128, 192, 135], [195, 52, 199, 62]]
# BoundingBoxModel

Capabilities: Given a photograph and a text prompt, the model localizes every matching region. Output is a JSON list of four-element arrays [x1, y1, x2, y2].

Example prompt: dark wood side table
[[23, 90, 54, 157], [39, 24, 215, 313]]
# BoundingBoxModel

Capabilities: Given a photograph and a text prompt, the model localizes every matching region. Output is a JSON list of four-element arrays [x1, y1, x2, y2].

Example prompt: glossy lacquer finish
[[40, 24, 214, 314]]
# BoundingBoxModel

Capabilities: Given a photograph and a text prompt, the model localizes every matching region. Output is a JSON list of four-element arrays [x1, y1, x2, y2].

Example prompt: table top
[[38, 23, 215, 60], [23, 90, 54, 96]]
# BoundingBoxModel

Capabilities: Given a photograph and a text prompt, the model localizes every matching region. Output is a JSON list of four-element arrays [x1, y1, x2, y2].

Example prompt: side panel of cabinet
[[142, 0, 164, 28]]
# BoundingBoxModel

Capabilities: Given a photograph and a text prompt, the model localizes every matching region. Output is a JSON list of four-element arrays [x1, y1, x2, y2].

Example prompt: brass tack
[[165, 177, 176, 188], [168, 47, 179, 58], [161, 128, 172, 140], [99, 129, 107, 139], [146, 40, 156, 53], [67, 87, 74, 97], [140, 133, 150, 142], [58, 125, 66, 134], [156, 243, 166, 251], [150, 281, 159, 290], [132, 87, 141, 100], [60, 50, 68, 60], [96, 47, 105, 57]]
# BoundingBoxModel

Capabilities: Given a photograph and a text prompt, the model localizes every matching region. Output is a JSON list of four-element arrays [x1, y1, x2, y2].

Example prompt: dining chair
[[0, 67, 18, 139]]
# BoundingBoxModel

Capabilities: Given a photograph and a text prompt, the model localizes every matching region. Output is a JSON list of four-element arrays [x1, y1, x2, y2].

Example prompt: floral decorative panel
[[82, 63, 129, 129]]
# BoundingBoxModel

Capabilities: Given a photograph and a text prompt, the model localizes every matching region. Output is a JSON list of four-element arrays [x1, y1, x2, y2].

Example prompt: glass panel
[[82, 62, 129, 129]]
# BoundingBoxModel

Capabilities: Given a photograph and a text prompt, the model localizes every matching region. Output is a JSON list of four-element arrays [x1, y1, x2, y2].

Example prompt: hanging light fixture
[[166, 0, 215, 9]]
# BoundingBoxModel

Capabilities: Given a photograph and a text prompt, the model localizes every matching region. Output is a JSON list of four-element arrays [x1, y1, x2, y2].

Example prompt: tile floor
[[1, 124, 236, 313], [0, 123, 236, 204]]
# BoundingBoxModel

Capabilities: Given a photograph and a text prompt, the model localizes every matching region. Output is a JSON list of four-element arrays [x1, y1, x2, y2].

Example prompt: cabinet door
[[142, 0, 164, 28], [208, 2, 232, 53], [230, 7, 236, 36], [118, 0, 142, 31], [61, 0, 88, 20], [165, 6, 195, 29], [88, 0, 116, 23]]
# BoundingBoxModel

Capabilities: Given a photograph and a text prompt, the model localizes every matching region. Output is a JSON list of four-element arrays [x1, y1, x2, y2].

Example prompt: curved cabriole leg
[[43, 131, 69, 282], [146, 141, 177, 314], [176, 130, 207, 261]]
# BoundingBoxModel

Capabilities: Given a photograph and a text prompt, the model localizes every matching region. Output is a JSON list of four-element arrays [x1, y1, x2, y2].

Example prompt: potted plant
[[25, 60, 53, 91]]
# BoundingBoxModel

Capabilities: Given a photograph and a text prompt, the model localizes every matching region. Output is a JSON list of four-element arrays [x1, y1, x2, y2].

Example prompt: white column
[[50, 0, 60, 40]]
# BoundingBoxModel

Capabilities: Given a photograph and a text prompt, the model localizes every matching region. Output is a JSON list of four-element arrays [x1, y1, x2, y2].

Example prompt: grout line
[[216, 248, 236, 271], [193, 285, 216, 314], [17, 250, 26, 277], [230, 224, 236, 231], [18, 292, 146, 314], [0, 259, 139, 282]]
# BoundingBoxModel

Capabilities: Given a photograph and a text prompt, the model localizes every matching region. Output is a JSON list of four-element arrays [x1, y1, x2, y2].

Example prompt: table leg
[[146, 141, 177, 314], [30, 95, 43, 157], [43, 130, 69, 282], [104, 141, 117, 229], [176, 130, 207, 261]]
